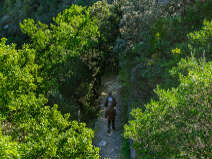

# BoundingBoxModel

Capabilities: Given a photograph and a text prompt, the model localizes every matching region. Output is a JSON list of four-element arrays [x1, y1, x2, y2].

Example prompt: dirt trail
[[93, 76, 123, 159]]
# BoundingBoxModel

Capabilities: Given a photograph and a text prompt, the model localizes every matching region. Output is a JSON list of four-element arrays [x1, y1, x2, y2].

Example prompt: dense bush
[[0, 1, 123, 157], [124, 58, 212, 158], [90, 0, 120, 47], [0, 1, 121, 158], [119, 0, 212, 105], [0, 0, 98, 45], [0, 128, 19, 159], [119, 0, 163, 46], [89, 0, 121, 72], [188, 20, 212, 60], [0, 2, 122, 157], [20, 4, 99, 86], [0, 38, 39, 112], [119, 0, 211, 49], [0, 38, 99, 158], [120, 1, 212, 158], [19, 4, 103, 121]]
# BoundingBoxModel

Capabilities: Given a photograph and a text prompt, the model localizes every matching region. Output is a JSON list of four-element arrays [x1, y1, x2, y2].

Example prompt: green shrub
[[183, 0, 212, 28], [124, 58, 212, 159], [0, 128, 19, 159], [0, 0, 99, 45], [89, 0, 120, 46], [89, 0, 121, 73], [119, 0, 163, 45], [0, 38, 99, 158], [188, 20, 212, 60], [119, 1, 212, 108], [20, 5, 99, 88], [19, 5, 102, 121], [0, 38, 39, 112], [119, 0, 212, 54]]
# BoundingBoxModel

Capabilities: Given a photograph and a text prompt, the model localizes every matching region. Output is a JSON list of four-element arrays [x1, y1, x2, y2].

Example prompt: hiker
[[104, 91, 117, 133]]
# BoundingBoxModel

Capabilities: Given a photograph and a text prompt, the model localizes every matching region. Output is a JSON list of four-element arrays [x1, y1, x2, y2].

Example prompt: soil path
[[94, 76, 123, 159]]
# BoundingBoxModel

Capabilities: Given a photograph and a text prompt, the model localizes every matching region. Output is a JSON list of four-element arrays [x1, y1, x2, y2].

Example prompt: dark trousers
[[108, 119, 115, 132]]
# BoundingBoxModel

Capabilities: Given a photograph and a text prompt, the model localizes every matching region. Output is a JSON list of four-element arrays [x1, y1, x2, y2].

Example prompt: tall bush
[[0, 128, 19, 159], [19, 5, 102, 121], [119, 0, 163, 46], [188, 20, 212, 60], [122, 2, 212, 158], [20, 5, 100, 91], [89, 0, 121, 72], [124, 57, 212, 158], [0, 38, 99, 158], [0, 0, 98, 44], [119, 1, 212, 109]]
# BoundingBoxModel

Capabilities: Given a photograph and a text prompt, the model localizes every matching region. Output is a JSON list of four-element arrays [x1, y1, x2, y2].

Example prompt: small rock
[[99, 140, 106, 147]]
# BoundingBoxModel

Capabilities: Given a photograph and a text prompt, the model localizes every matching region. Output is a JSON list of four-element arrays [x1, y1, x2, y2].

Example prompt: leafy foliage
[[0, 38, 39, 112], [119, 0, 165, 45], [0, 0, 98, 44], [89, 0, 121, 72], [119, 0, 212, 106], [19, 5, 103, 122], [90, 0, 120, 47], [0, 1, 124, 158], [0, 128, 19, 159], [120, 1, 212, 158], [0, 38, 99, 158], [188, 20, 212, 60], [124, 58, 212, 158], [20, 5, 99, 91], [0, 1, 123, 157]]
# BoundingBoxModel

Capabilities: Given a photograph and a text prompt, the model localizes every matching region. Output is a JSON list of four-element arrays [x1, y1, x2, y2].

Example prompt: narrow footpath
[[93, 76, 123, 159]]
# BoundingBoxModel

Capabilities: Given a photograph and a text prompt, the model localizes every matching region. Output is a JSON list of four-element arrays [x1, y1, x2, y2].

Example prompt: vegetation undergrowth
[[120, 138, 130, 159], [0, 0, 100, 45], [0, 0, 122, 158], [0, 0, 211, 158], [119, 0, 212, 158]]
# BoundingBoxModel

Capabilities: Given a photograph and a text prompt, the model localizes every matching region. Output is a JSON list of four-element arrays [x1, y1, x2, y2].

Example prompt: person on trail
[[104, 91, 117, 133]]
